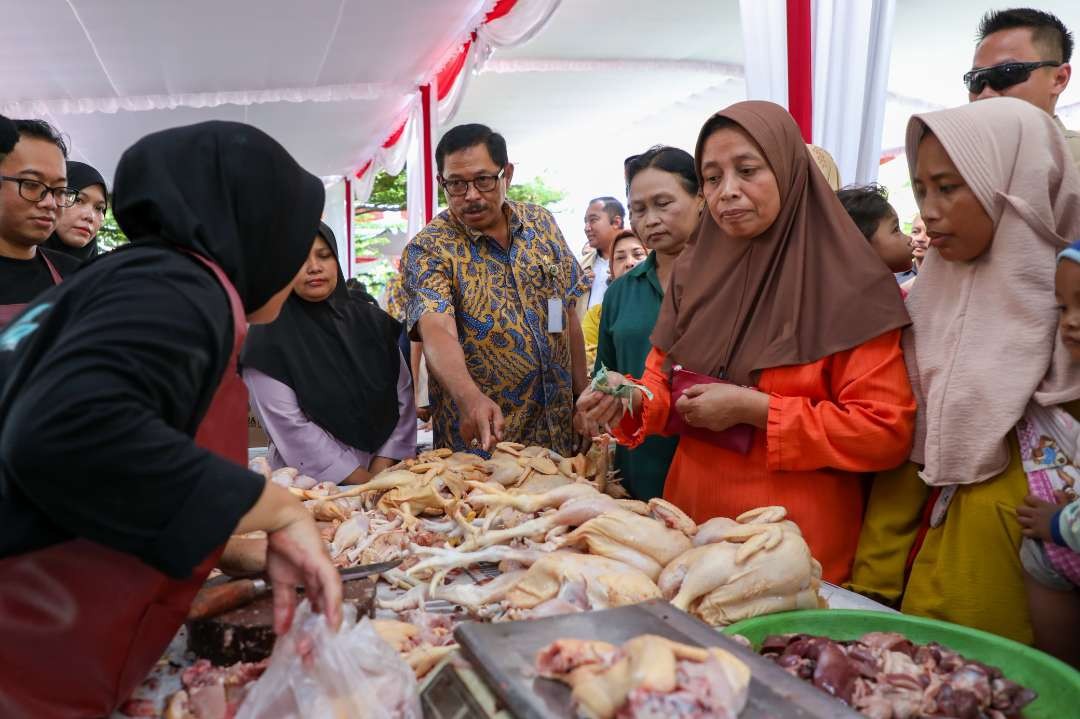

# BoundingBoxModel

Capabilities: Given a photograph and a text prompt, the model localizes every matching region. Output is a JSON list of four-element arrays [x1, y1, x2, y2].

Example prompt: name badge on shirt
[[547, 298, 564, 333]]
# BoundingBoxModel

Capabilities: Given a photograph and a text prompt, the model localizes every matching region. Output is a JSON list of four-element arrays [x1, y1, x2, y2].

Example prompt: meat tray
[[454, 599, 861, 719]]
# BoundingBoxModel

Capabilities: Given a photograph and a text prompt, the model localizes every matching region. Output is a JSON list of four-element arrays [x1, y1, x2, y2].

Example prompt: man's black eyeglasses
[[963, 61, 1062, 95], [0, 176, 78, 207], [440, 169, 505, 197]]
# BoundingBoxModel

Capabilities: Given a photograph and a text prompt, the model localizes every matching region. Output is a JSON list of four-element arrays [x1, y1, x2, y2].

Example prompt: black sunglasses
[[963, 60, 1061, 94]]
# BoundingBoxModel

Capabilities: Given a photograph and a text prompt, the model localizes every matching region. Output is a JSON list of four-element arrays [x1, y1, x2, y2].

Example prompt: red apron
[[0, 250, 64, 329], [0, 251, 249, 719]]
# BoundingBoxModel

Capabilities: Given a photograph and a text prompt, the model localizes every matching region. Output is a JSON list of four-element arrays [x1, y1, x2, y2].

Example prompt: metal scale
[[418, 600, 860, 719]]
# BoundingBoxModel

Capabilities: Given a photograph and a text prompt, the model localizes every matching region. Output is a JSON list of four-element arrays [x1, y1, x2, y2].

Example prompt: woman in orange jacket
[[578, 102, 916, 583]]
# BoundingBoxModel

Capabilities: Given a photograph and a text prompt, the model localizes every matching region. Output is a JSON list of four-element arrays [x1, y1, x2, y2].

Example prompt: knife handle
[[187, 579, 265, 621]]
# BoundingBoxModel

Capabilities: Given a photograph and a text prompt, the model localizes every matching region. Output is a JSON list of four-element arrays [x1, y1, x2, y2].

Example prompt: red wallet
[[663, 365, 755, 454]]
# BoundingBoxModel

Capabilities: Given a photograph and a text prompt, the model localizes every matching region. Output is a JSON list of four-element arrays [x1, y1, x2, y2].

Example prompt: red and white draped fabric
[[812, 0, 896, 184], [738, 0, 802, 122], [738, 0, 896, 185], [352, 0, 562, 239]]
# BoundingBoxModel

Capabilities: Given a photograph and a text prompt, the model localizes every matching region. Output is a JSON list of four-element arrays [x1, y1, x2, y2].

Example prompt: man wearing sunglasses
[[402, 123, 590, 457], [0, 117, 80, 329], [968, 8, 1080, 164]]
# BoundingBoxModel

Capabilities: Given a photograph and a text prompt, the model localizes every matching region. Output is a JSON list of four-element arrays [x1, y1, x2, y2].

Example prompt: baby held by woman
[[1016, 238, 1080, 667]]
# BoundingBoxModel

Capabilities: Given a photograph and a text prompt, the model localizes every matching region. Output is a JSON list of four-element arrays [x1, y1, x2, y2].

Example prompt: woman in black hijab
[[0, 121, 342, 718], [242, 222, 416, 485], [43, 160, 108, 262]]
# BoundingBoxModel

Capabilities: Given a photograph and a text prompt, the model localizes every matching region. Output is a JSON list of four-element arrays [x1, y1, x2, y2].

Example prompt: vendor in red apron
[[0, 121, 344, 718], [0, 116, 81, 329]]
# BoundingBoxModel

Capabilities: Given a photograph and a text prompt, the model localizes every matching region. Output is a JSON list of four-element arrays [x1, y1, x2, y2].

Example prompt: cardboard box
[[248, 409, 269, 449]]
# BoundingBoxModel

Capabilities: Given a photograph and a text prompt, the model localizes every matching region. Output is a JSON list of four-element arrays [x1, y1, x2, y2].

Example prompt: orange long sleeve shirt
[[614, 329, 915, 583]]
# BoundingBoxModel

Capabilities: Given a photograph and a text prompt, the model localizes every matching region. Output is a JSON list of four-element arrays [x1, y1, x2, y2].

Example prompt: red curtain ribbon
[[382, 121, 406, 149], [436, 39, 472, 102], [786, 0, 813, 142], [420, 83, 435, 222], [485, 0, 518, 23], [360, 0, 521, 178]]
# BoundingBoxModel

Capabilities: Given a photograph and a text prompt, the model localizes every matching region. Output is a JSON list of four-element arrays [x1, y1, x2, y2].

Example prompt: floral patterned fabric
[[383, 271, 408, 323], [402, 201, 588, 456]]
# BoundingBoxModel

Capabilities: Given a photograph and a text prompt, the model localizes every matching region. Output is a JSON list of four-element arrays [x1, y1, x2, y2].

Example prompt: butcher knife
[[187, 558, 403, 621]]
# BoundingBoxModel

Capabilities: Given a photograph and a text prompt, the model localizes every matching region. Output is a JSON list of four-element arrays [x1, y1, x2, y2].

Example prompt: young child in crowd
[[836, 184, 916, 288], [1015, 238, 1080, 666]]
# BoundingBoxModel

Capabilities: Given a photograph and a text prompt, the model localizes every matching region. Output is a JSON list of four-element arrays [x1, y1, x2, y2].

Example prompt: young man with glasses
[[0, 117, 80, 328], [967, 8, 1080, 164], [402, 123, 590, 457]]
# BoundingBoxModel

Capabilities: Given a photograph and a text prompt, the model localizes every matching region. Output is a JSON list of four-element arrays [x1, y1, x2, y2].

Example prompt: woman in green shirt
[[593, 146, 703, 499]]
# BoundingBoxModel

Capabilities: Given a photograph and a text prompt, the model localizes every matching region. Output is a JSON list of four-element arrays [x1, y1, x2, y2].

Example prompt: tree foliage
[[507, 176, 566, 207], [359, 168, 567, 212], [365, 170, 408, 208], [96, 207, 128, 251]]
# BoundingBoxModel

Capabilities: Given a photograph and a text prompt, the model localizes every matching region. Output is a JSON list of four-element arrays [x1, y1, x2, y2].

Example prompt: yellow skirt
[[850, 435, 1032, 645]]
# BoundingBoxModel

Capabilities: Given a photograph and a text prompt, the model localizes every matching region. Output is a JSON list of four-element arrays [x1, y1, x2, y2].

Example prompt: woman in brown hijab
[[579, 101, 915, 583]]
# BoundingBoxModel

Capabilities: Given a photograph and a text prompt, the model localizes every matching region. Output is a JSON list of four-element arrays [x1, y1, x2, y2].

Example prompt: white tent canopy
[[1, 0, 498, 185], [452, 0, 1080, 238], [5, 0, 1080, 255]]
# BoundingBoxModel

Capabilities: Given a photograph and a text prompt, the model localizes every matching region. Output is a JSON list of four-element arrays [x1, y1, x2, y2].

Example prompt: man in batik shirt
[[403, 124, 588, 456]]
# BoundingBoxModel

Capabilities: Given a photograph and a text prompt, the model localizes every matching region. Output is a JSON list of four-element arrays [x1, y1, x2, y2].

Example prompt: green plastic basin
[[723, 609, 1080, 718]]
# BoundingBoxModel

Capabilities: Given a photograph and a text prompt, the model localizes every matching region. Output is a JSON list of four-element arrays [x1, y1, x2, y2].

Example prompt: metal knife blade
[[339, 557, 403, 581]]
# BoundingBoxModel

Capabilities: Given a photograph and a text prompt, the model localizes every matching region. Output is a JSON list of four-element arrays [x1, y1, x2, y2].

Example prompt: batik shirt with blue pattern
[[403, 201, 587, 456]]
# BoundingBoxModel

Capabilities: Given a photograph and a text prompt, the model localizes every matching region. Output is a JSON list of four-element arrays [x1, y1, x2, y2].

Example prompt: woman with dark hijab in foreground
[[0, 121, 342, 718], [242, 222, 416, 485], [42, 160, 108, 262]]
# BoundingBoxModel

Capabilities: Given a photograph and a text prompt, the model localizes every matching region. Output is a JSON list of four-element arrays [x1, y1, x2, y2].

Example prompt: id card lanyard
[[544, 263, 563, 334]]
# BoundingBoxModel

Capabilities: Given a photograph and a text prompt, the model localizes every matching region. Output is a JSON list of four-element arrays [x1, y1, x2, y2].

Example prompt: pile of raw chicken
[[249, 439, 824, 675], [159, 443, 823, 718]]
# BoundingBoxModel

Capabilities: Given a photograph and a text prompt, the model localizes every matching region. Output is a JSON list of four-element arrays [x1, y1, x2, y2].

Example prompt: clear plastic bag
[[236, 600, 420, 719]]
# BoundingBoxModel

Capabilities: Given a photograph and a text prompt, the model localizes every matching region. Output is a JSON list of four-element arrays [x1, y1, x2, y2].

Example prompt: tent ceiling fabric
[[451, 0, 746, 233], [4, 0, 1080, 213], [0, 0, 496, 183], [450, 0, 1080, 238]]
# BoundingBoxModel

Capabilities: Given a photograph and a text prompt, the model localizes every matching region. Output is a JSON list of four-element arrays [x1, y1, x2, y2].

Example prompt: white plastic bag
[[236, 600, 421, 719]]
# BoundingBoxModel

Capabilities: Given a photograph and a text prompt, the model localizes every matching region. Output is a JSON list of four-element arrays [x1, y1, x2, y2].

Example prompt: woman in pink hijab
[[851, 97, 1080, 652]]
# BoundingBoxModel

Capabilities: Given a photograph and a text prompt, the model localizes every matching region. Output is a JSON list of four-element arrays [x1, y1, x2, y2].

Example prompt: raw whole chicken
[[536, 635, 750, 719], [660, 506, 823, 626], [394, 552, 663, 619], [503, 551, 662, 611], [559, 508, 693, 580]]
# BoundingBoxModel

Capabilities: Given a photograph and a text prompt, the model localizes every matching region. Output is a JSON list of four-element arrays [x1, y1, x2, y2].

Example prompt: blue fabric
[[1051, 507, 1068, 547], [1056, 238, 1080, 265]]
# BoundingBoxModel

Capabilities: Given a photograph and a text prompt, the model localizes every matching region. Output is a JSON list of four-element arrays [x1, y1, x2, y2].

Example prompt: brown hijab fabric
[[651, 101, 910, 385]]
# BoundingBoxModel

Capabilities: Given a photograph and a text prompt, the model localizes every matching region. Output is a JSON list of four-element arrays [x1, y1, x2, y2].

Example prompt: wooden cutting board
[[187, 577, 376, 665], [454, 599, 861, 719]]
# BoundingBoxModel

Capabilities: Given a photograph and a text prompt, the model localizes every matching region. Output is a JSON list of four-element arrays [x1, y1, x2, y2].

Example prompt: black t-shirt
[[0, 248, 81, 306], [0, 244, 264, 579]]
